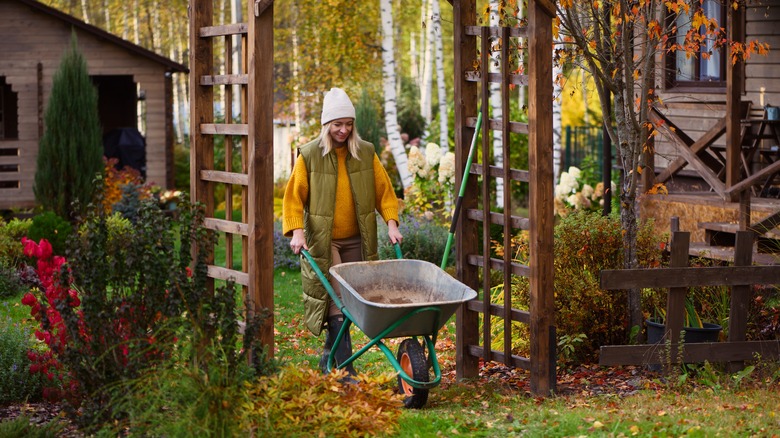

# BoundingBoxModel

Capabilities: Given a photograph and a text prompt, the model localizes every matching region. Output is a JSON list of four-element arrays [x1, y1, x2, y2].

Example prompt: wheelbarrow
[[300, 247, 477, 409]]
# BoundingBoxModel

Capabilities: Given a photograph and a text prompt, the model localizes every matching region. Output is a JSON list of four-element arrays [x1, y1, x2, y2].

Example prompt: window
[[0, 77, 19, 140], [665, 0, 726, 90]]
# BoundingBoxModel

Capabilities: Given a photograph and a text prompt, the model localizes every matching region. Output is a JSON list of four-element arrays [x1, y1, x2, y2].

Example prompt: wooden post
[[246, 0, 275, 356], [728, 231, 754, 372], [725, 2, 745, 199], [453, 0, 480, 380], [528, 0, 555, 395], [189, 0, 215, 295], [665, 231, 690, 368]]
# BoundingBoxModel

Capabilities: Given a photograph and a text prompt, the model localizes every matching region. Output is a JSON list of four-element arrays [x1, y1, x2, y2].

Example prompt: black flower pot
[[646, 318, 722, 344]]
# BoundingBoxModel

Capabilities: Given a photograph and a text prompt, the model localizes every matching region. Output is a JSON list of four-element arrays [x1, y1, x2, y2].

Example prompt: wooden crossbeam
[[651, 109, 727, 197], [599, 340, 780, 366], [199, 23, 248, 37], [600, 265, 780, 289]]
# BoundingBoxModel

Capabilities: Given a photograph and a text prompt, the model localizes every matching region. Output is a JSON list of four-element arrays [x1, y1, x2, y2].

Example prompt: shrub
[[378, 213, 452, 267], [33, 31, 103, 220], [239, 366, 402, 437], [21, 197, 269, 429], [0, 264, 26, 299], [100, 281, 272, 437], [0, 218, 32, 268], [508, 210, 666, 363], [26, 211, 72, 257], [274, 221, 299, 270], [0, 309, 44, 404]]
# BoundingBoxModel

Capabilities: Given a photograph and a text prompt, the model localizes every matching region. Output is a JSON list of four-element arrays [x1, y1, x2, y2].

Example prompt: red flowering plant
[[20, 237, 81, 402]]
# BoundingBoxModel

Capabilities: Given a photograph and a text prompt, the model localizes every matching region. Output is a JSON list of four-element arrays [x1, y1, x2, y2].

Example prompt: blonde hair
[[319, 121, 363, 160]]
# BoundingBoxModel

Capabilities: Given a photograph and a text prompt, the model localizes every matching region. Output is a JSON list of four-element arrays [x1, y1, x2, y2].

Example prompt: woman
[[283, 87, 403, 376]]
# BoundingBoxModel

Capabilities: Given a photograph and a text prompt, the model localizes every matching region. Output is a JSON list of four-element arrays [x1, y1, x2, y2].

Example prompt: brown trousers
[[328, 235, 363, 316]]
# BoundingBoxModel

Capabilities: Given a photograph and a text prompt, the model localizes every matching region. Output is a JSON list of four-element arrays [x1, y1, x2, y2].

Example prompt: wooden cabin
[[642, 0, 780, 262], [0, 0, 186, 211]]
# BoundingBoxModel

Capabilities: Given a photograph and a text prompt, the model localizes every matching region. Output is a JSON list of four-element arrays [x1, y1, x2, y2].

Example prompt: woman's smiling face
[[329, 118, 354, 144]]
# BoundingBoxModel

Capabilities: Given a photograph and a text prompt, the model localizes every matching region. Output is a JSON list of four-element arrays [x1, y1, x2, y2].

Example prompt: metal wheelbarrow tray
[[329, 259, 477, 339]]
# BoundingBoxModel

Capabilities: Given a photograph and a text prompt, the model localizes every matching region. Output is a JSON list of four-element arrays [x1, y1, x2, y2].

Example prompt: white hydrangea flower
[[425, 142, 442, 168], [407, 146, 426, 177], [568, 166, 581, 179], [438, 152, 455, 184], [559, 172, 579, 195], [567, 193, 581, 209], [581, 184, 594, 199]]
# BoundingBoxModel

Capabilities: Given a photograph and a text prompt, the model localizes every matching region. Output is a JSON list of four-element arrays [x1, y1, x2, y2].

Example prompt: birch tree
[[381, 0, 413, 190], [431, 0, 448, 150], [420, 0, 433, 126], [488, 1, 505, 205]]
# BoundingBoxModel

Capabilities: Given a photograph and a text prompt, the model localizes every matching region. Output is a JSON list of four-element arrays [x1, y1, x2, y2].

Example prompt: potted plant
[[647, 291, 725, 345]]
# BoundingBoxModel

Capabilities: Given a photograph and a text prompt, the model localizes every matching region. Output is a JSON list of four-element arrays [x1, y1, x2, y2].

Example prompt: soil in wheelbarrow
[[361, 288, 419, 305]]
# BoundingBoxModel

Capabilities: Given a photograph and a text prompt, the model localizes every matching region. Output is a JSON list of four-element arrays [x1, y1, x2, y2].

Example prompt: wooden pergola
[[188, 0, 557, 395]]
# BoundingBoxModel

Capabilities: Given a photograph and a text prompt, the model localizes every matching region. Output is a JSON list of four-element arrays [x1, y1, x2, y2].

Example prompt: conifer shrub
[[26, 211, 72, 257], [33, 31, 103, 220]]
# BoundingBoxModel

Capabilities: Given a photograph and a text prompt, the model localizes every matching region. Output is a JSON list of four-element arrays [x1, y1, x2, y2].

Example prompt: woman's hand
[[387, 220, 403, 244], [290, 229, 308, 254]]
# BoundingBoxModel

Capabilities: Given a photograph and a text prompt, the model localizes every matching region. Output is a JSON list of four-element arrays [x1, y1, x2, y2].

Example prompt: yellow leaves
[[240, 366, 402, 436], [732, 1, 739, 10], [589, 40, 598, 50], [630, 424, 641, 435]]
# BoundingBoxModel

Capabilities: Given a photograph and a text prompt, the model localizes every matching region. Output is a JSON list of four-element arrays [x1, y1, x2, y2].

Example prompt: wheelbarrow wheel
[[396, 338, 429, 409]]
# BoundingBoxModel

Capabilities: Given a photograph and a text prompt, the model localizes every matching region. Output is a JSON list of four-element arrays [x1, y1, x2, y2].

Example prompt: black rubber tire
[[396, 338, 429, 409]]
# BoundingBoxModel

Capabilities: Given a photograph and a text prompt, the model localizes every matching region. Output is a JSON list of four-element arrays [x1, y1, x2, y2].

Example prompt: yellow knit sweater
[[283, 146, 400, 239]]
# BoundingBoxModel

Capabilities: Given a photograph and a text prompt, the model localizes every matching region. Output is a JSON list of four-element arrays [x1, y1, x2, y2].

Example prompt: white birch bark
[[133, 0, 140, 45], [231, 0, 242, 120], [381, 0, 412, 190], [489, 1, 504, 205], [80, 0, 90, 23], [552, 61, 563, 182], [103, 0, 110, 33], [431, 0, 448, 150], [517, 0, 525, 109], [420, 0, 433, 127]]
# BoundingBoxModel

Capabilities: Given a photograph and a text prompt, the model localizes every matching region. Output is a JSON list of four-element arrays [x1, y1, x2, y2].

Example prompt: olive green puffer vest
[[299, 138, 379, 335]]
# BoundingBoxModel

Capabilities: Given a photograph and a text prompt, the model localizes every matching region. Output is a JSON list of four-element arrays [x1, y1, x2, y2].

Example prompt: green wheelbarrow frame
[[300, 245, 444, 391]]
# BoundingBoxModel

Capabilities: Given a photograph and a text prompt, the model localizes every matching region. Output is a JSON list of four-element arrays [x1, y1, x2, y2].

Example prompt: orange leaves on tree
[[102, 158, 151, 214], [647, 183, 668, 195]]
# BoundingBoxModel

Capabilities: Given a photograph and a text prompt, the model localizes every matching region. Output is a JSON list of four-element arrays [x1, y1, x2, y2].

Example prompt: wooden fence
[[599, 228, 780, 368]]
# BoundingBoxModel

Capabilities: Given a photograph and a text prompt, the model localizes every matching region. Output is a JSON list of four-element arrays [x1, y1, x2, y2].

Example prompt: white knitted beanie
[[320, 87, 356, 125]]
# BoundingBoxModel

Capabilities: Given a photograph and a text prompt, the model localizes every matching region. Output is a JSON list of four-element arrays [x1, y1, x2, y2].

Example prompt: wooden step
[[689, 242, 780, 265]]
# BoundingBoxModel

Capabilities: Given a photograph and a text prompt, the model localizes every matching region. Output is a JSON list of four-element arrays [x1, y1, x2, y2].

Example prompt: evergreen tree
[[34, 30, 103, 220]]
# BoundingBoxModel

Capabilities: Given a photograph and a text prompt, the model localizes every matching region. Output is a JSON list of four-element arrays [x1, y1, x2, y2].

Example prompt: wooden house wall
[[652, 0, 780, 176], [0, 0, 173, 210]]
